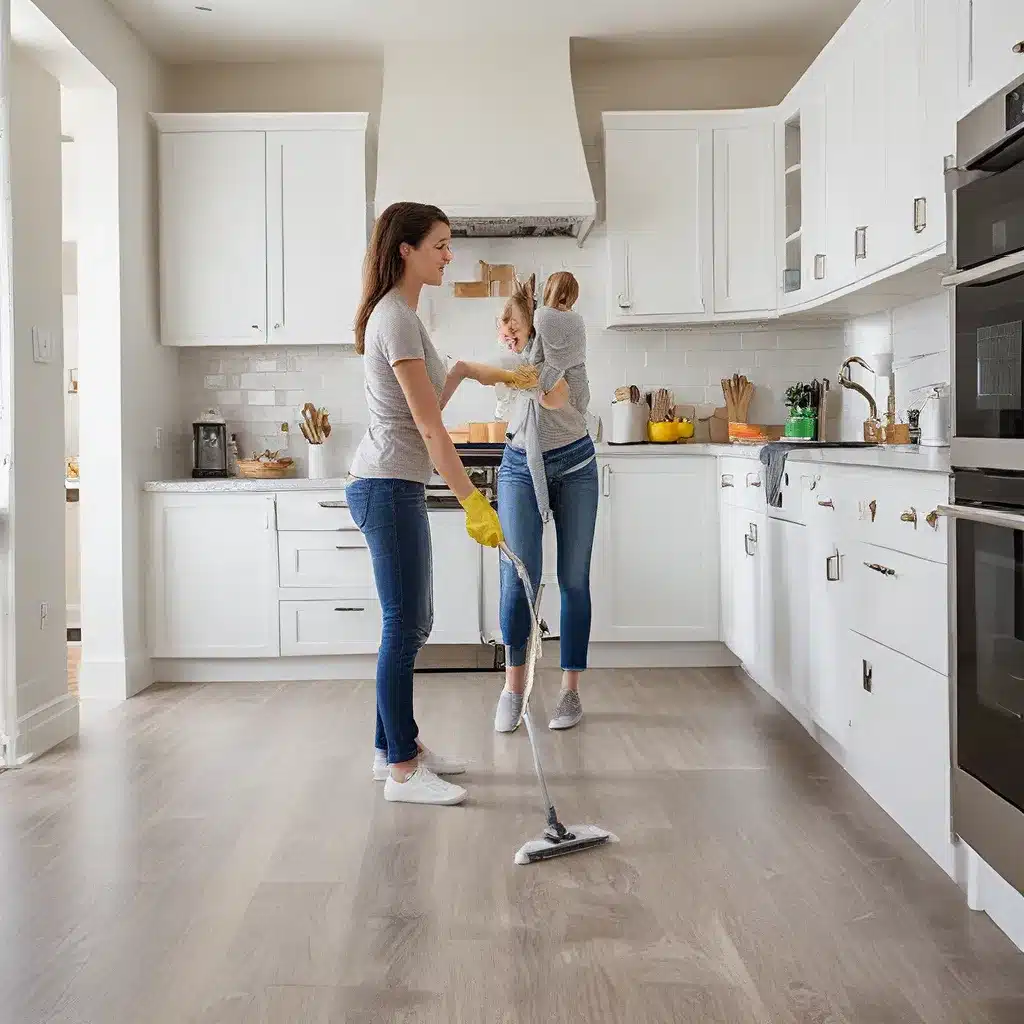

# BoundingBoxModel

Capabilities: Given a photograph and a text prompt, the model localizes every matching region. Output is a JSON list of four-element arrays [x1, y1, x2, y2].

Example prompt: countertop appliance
[[608, 399, 649, 445], [918, 384, 951, 447], [943, 73, 1024, 902], [946, 70, 1024, 473], [192, 409, 228, 479]]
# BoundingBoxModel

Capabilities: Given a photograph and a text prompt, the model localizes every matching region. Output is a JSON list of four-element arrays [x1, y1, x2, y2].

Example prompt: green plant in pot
[[784, 383, 817, 439]]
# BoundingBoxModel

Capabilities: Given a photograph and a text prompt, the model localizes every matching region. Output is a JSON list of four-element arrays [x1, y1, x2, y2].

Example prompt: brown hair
[[354, 202, 450, 354], [499, 273, 536, 340], [543, 270, 579, 310]]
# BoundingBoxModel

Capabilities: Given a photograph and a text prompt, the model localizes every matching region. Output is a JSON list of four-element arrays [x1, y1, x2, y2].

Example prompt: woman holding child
[[444, 270, 597, 734]]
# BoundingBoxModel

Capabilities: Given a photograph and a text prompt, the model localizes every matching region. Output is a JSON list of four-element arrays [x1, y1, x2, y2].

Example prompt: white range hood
[[375, 39, 597, 244]]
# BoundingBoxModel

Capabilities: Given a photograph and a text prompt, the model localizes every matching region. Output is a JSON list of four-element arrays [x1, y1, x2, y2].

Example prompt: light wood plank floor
[[2, 668, 1023, 1023]]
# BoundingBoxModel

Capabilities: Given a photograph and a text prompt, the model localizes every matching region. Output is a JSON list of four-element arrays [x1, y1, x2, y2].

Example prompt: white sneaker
[[383, 765, 467, 806], [494, 689, 525, 733], [549, 688, 583, 730], [372, 746, 468, 781]]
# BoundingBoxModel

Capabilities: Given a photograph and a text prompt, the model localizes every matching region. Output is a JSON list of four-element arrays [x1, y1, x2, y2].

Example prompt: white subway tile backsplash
[[204, 374, 227, 389], [216, 390, 241, 407], [246, 390, 277, 406]]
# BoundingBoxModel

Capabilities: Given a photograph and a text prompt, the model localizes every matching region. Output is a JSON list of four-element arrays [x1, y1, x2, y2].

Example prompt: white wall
[[841, 293, 951, 441], [23, 0, 171, 700], [170, 53, 842, 470], [8, 46, 77, 759]]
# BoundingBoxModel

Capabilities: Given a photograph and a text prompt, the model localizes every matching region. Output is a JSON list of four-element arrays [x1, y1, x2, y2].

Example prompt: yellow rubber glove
[[460, 489, 503, 548]]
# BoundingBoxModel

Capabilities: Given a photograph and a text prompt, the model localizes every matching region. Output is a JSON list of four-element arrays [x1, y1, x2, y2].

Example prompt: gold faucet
[[838, 356, 878, 420]]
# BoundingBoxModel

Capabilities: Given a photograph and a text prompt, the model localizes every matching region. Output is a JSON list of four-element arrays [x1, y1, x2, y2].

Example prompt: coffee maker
[[192, 409, 229, 478]]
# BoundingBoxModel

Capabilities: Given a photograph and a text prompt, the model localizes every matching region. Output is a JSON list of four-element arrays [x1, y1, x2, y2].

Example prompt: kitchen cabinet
[[720, 505, 768, 677], [765, 516, 810, 715], [592, 456, 719, 642], [427, 510, 482, 645], [146, 493, 280, 658], [154, 113, 368, 347], [822, 32, 858, 295], [603, 111, 776, 327], [960, 0, 1024, 115], [603, 122, 704, 324]]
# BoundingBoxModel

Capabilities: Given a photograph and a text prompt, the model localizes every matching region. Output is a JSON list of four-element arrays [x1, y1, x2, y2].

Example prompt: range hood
[[375, 39, 597, 244]]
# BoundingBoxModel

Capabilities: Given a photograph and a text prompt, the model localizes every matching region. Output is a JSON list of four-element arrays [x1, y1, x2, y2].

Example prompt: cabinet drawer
[[280, 599, 381, 656], [847, 542, 948, 674], [846, 632, 951, 872], [719, 457, 765, 512], [840, 472, 949, 563], [276, 491, 357, 531], [278, 531, 372, 592]]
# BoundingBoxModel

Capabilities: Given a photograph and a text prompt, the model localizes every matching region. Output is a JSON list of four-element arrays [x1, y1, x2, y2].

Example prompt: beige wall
[[9, 47, 76, 758]]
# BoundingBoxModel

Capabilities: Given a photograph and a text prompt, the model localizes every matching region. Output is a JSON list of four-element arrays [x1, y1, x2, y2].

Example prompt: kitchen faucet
[[838, 355, 878, 421]]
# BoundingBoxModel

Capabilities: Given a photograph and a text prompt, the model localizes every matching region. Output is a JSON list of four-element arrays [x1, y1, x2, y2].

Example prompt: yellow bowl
[[647, 421, 678, 443], [677, 419, 694, 440]]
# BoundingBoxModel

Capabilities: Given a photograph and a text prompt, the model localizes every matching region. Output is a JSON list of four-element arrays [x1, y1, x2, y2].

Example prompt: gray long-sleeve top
[[505, 306, 592, 520]]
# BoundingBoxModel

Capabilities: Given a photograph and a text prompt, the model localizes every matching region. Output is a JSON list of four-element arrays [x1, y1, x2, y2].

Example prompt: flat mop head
[[514, 824, 619, 865]]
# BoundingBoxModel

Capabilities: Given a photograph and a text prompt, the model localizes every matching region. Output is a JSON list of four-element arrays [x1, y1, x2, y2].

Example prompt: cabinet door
[[962, 0, 1024, 113], [427, 510, 481, 645], [605, 128, 704, 319], [147, 494, 279, 658], [728, 510, 766, 675], [824, 35, 858, 294], [266, 130, 366, 346], [766, 518, 810, 713], [158, 131, 268, 346], [801, 87, 829, 301], [851, 14, 887, 279], [595, 458, 719, 642], [806, 497, 850, 742], [713, 123, 776, 315]]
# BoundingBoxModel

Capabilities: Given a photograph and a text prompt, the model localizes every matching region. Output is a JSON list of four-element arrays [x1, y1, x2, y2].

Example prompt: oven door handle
[[937, 504, 1024, 531], [941, 249, 1024, 288]]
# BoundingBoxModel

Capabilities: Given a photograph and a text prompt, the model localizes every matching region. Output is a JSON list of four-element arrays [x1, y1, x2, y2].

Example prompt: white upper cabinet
[[604, 122, 705, 323], [713, 122, 777, 315], [603, 111, 776, 327], [154, 113, 368, 347], [960, 0, 1024, 115]]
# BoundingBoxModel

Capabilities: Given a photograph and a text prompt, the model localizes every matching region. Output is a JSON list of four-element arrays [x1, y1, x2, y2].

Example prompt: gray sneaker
[[548, 689, 583, 731], [494, 689, 525, 733]]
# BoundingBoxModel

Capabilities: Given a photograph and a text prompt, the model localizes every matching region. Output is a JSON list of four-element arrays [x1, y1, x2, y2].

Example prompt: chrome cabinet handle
[[602, 464, 611, 497], [1013, 40, 1024, 54], [617, 294, 632, 309], [334, 607, 364, 612], [748, 523, 758, 542], [854, 227, 867, 261], [900, 506, 918, 527], [746, 473, 762, 488], [862, 659, 873, 693], [913, 197, 927, 234], [826, 551, 840, 582], [721, 474, 735, 488], [814, 254, 826, 280], [864, 562, 896, 577], [744, 534, 756, 557]]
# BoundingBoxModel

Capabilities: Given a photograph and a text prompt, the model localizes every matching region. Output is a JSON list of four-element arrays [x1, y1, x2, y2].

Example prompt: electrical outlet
[[31, 328, 54, 364], [40, 602, 49, 629]]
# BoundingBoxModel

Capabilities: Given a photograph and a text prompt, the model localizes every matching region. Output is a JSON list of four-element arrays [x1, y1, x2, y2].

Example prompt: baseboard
[[957, 843, 1024, 954], [12, 693, 79, 763], [78, 658, 128, 701], [153, 642, 737, 684]]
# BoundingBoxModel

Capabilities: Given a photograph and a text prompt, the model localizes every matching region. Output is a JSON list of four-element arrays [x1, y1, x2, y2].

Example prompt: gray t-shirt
[[349, 290, 446, 484]]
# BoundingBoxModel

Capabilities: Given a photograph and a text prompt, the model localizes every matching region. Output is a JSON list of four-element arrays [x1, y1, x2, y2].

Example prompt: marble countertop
[[144, 443, 950, 492]]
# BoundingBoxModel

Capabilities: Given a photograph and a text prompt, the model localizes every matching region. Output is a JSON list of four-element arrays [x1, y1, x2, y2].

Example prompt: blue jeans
[[498, 436, 598, 671], [345, 478, 432, 765]]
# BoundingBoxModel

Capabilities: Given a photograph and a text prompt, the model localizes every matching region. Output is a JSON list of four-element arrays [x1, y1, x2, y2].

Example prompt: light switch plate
[[31, 327, 54, 364]]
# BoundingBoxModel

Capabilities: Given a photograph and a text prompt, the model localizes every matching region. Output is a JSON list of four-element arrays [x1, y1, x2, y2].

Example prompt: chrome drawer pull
[[318, 500, 346, 509], [826, 552, 840, 582], [334, 606, 364, 613], [818, 498, 835, 509], [864, 562, 896, 577], [721, 474, 735, 488]]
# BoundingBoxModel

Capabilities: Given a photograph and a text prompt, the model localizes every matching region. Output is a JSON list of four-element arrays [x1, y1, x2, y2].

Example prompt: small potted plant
[[784, 383, 816, 439]]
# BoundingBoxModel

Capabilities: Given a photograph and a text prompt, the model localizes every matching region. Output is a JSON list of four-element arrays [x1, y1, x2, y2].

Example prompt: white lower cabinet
[[280, 599, 381, 656], [765, 517, 810, 714], [593, 456, 719, 642], [720, 504, 768, 676], [147, 493, 280, 658], [846, 631, 952, 873]]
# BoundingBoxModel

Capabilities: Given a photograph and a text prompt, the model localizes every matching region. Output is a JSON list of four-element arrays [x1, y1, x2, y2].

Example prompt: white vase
[[307, 443, 327, 479]]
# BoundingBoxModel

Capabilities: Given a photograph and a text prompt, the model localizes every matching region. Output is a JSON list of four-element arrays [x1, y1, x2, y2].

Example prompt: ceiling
[[101, 0, 859, 63]]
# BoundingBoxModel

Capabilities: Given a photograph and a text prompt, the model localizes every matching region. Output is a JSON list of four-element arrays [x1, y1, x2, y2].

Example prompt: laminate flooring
[[1, 668, 1023, 1023]]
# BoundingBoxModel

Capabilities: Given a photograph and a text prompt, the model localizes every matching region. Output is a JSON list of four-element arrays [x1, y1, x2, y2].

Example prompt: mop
[[499, 541, 618, 865]]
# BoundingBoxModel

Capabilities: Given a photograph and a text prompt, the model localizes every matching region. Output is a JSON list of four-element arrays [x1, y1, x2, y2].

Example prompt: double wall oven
[[945, 70, 1024, 897]]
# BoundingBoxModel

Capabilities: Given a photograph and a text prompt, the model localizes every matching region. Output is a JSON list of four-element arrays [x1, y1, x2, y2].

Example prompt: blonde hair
[[543, 271, 579, 310], [499, 273, 536, 338]]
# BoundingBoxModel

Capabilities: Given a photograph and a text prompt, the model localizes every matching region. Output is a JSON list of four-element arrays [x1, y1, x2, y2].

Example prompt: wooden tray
[[237, 459, 294, 479]]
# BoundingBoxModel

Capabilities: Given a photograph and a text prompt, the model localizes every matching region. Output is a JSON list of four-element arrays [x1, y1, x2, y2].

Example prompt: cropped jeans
[[498, 435, 598, 671], [345, 477, 432, 765]]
